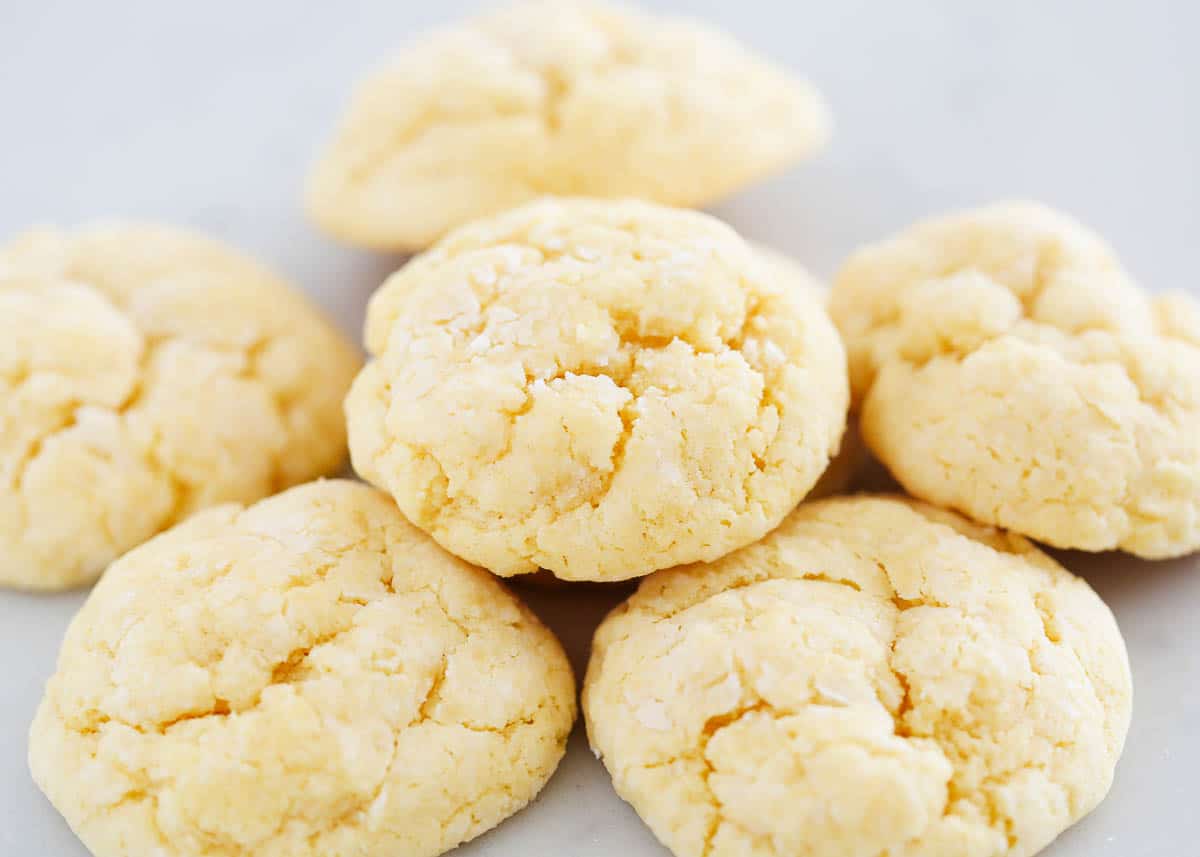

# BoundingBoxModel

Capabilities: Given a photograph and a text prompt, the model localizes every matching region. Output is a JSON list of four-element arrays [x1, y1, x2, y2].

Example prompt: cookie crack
[[303, 638, 465, 848], [696, 698, 772, 857], [9, 399, 83, 494]]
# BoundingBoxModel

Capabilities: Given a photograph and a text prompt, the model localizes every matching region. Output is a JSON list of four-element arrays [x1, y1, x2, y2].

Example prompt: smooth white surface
[[1, 2, 1197, 855]]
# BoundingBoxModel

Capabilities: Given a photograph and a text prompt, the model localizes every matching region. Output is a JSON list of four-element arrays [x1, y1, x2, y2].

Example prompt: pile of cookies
[[12, 2, 1198, 856]]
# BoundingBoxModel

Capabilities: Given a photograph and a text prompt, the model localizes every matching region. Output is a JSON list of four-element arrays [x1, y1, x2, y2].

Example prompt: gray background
[[1, 1, 1197, 855]]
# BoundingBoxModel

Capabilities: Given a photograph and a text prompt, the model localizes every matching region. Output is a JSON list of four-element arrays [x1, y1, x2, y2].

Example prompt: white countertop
[[1, 2, 1196, 855]]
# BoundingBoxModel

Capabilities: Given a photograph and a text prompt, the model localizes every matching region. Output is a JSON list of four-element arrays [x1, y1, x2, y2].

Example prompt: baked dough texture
[[584, 495, 1131, 857], [305, 0, 830, 250], [0, 224, 361, 590], [829, 202, 1200, 558], [29, 480, 576, 857], [346, 198, 849, 581]]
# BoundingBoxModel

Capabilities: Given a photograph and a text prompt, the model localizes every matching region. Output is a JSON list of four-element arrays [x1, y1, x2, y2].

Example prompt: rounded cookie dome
[[346, 198, 849, 581], [305, 0, 830, 250], [830, 202, 1200, 558], [584, 495, 1131, 857], [0, 224, 361, 589], [29, 480, 576, 857]]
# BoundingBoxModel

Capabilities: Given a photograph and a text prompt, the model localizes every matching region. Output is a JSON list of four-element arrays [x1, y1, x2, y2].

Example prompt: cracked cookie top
[[29, 480, 576, 857], [305, 0, 830, 250], [345, 198, 849, 582], [0, 224, 361, 589], [829, 202, 1200, 558], [583, 495, 1131, 857]]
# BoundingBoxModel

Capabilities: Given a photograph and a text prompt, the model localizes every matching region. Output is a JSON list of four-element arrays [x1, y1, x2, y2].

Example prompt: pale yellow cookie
[[0, 224, 361, 590], [584, 495, 1131, 857], [306, 0, 830, 250], [29, 480, 576, 857], [830, 202, 1200, 558], [346, 198, 849, 581], [458, 243, 847, 591]]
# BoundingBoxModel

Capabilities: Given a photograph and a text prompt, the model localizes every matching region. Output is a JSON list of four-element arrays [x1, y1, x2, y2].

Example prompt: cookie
[[306, 0, 830, 250], [346, 198, 849, 581], [0, 224, 361, 590], [830, 202, 1200, 558], [584, 495, 1131, 857], [29, 480, 576, 857]]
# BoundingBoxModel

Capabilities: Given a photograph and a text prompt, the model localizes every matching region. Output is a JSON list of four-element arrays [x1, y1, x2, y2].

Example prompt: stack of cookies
[[12, 3, 1197, 857]]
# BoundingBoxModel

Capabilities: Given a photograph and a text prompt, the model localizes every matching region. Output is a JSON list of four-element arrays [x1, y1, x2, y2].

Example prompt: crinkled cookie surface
[[306, 0, 830, 250], [29, 480, 576, 857], [0, 224, 361, 589], [584, 495, 1131, 857], [346, 198, 849, 581], [829, 202, 1200, 558]]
